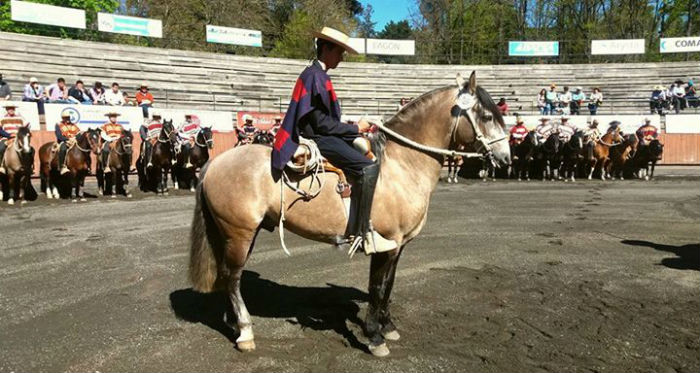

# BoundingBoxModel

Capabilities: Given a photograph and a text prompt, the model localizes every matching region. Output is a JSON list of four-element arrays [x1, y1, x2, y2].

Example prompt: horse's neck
[[380, 90, 455, 191]]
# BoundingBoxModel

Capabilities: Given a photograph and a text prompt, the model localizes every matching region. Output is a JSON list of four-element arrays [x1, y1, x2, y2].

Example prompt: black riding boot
[[101, 149, 110, 173], [0, 141, 6, 174]]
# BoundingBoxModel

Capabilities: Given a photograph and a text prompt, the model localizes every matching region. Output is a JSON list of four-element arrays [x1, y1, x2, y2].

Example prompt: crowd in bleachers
[[649, 80, 697, 115], [535, 84, 603, 116], [0, 73, 156, 118]]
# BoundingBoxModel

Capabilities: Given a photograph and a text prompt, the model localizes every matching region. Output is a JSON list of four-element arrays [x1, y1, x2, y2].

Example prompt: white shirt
[[105, 89, 125, 106], [559, 91, 572, 104], [672, 86, 685, 97]]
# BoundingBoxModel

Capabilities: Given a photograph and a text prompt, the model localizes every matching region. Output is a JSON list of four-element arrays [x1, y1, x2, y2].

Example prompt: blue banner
[[508, 41, 559, 56]]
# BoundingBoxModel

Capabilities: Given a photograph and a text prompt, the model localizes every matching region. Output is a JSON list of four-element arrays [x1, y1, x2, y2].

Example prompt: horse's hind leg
[[224, 229, 260, 352], [365, 247, 402, 357]]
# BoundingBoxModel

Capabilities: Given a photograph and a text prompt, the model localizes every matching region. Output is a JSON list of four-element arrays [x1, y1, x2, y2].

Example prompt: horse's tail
[[188, 162, 221, 293]]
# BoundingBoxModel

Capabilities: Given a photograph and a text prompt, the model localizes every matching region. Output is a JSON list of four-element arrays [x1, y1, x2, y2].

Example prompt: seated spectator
[[104, 82, 125, 106], [536, 88, 546, 114], [685, 79, 697, 108], [496, 97, 509, 115], [649, 85, 667, 114], [670, 81, 686, 113], [544, 84, 558, 115], [68, 80, 93, 105], [46, 77, 71, 104], [89, 82, 106, 105], [588, 87, 603, 115], [22, 77, 46, 114], [123, 91, 136, 106], [571, 87, 585, 115], [558, 86, 571, 115], [135, 83, 154, 118], [0, 73, 11, 101]]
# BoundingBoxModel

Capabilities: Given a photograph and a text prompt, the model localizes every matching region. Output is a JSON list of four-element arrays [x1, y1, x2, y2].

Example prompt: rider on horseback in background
[[237, 114, 258, 145], [176, 114, 200, 169], [508, 116, 528, 159], [55, 113, 80, 175], [636, 117, 658, 147], [100, 112, 123, 173], [140, 113, 163, 169], [557, 116, 576, 142], [535, 117, 553, 141], [271, 27, 396, 254], [0, 104, 30, 175]]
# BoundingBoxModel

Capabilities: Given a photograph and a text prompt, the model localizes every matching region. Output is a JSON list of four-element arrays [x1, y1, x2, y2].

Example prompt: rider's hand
[[357, 118, 371, 133]]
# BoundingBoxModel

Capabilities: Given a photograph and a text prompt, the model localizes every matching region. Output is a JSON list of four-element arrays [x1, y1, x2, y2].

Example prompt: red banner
[[236, 111, 284, 130]]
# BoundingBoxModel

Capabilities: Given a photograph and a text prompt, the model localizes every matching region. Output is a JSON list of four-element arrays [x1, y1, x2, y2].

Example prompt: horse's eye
[[482, 114, 493, 121]]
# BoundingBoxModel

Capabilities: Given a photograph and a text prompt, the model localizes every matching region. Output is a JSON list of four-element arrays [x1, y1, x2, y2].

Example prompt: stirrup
[[104, 166, 111, 173], [0, 166, 5, 175], [347, 230, 398, 258], [146, 162, 153, 169], [185, 162, 193, 169], [60, 166, 70, 175]]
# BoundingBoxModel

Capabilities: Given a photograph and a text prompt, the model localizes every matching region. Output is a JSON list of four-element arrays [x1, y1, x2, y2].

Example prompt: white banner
[[591, 39, 645, 55], [591, 115, 661, 134], [205, 25, 262, 47], [348, 38, 366, 54], [156, 109, 234, 133], [98, 13, 162, 38], [2, 101, 41, 131], [45, 104, 144, 132], [366, 38, 415, 56], [665, 115, 700, 134], [660, 37, 700, 53], [11, 0, 86, 29], [509, 41, 559, 56]]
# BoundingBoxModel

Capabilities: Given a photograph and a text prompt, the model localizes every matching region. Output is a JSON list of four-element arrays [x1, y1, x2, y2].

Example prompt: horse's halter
[[195, 129, 214, 148], [114, 135, 133, 155], [13, 129, 31, 154], [159, 123, 174, 144], [452, 89, 507, 160]]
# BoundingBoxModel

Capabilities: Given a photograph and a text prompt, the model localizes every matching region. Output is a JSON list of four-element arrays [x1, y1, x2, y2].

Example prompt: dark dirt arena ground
[[1, 168, 698, 373]]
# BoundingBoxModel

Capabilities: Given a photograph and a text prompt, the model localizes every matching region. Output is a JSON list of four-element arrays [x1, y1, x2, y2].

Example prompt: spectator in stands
[[686, 79, 697, 108], [0, 73, 11, 101], [68, 80, 93, 105], [104, 82, 125, 106], [588, 87, 603, 115], [558, 86, 571, 115], [398, 98, 409, 111], [496, 98, 509, 115], [671, 80, 686, 113], [571, 87, 585, 115], [46, 78, 70, 104], [135, 83, 154, 118], [536, 88, 546, 114], [89, 82, 106, 105], [649, 85, 667, 115], [545, 84, 558, 115], [23, 77, 47, 115], [123, 91, 135, 106]]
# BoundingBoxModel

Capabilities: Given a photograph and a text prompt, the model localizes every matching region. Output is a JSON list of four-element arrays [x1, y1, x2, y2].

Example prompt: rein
[[195, 131, 213, 148], [158, 126, 173, 144]]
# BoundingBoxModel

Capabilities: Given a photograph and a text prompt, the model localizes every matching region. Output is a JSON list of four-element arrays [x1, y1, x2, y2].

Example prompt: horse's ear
[[468, 71, 477, 95], [455, 73, 465, 89]]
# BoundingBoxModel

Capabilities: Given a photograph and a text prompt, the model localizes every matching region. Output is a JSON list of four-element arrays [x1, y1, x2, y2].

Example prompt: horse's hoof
[[127, 194, 133, 198], [111, 195, 117, 199], [237, 340, 256, 352], [21, 200, 27, 205], [368, 343, 390, 357], [80, 198, 87, 202], [72, 199, 77, 203], [382, 330, 401, 341], [98, 191, 104, 196], [7, 198, 14, 205], [46, 192, 53, 199], [164, 192, 169, 196], [189, 187, 195, 192]]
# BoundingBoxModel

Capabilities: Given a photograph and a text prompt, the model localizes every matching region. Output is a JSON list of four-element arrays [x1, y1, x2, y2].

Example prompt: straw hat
[[29, 77, 38, 83], [242, 114, 253, 122], [312, 27, 359, 55], [105, 112, 121, 117], [516, 116, 524, 124], [560, 116, 569, 121], [3, 104, 18, 109], [151, 112, 162, 118], [539, 117, 550, 122], [61, 112, 71, 118]]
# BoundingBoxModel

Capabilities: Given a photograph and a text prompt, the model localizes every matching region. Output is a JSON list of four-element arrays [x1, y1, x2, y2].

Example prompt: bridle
[[195, 129, 214, 148], [158, 123, 174, 144], [114, 135, 133, 155], [74, 131, 98, 153], [374, 88, 507, 161]]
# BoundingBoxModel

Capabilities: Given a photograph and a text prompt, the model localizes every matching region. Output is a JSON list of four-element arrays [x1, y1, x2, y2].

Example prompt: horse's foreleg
[[71, 174, 78, 202], [8, 173, 17, 205], [365, 248, 402, 357], [224, 229, 260, 352]]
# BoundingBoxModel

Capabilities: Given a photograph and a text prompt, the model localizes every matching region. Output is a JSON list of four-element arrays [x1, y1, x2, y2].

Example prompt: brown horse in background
[[39, 129, 100, 201], [609, 133, 638, 180], [0, 126, 34, 205], [97, 129, 134, 198], [187, 72, 510, 357], [586, 127, 623, 180]]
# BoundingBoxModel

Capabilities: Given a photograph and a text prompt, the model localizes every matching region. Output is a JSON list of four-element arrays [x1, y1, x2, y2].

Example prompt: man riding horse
[[100, 112, 123, 174], [176, 114, 200, 169], [0, 104, 32, 175], [140, 113, 164, 169], [272, 26, 396, 254], [508, 116, 528, 156], [55, 113, 81, 175], [636, 117, 658, 147], [557, 116, 576, 142]]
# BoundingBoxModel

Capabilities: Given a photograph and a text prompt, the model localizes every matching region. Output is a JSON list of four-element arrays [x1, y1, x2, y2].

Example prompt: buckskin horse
[[560, 130, 585, 182], [0, 126, 34, 205], [173, 127, 214, 192], [97, 128, 133, 198], [586, 127, 623, 180], [38, 129, 100, 201], [510, 130, 538, 181], [138, 119, 176, 195], [609, 133, 638, 180], [187, 72, 510, 357]]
